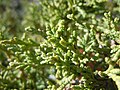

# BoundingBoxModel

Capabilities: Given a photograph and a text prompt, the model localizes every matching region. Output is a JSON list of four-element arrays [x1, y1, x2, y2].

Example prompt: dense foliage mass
[[0, 0, 120, 90]]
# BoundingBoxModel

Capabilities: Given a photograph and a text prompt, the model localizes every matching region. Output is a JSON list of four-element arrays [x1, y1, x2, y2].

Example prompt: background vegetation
[[0, 0, 120, 89]]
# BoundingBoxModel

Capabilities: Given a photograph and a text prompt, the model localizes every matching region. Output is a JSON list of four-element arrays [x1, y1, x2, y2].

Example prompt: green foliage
[[0, 0, 120, 90]]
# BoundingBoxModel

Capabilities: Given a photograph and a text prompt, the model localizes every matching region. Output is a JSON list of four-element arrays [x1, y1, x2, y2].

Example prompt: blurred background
[[0, 0, 45, 38]]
